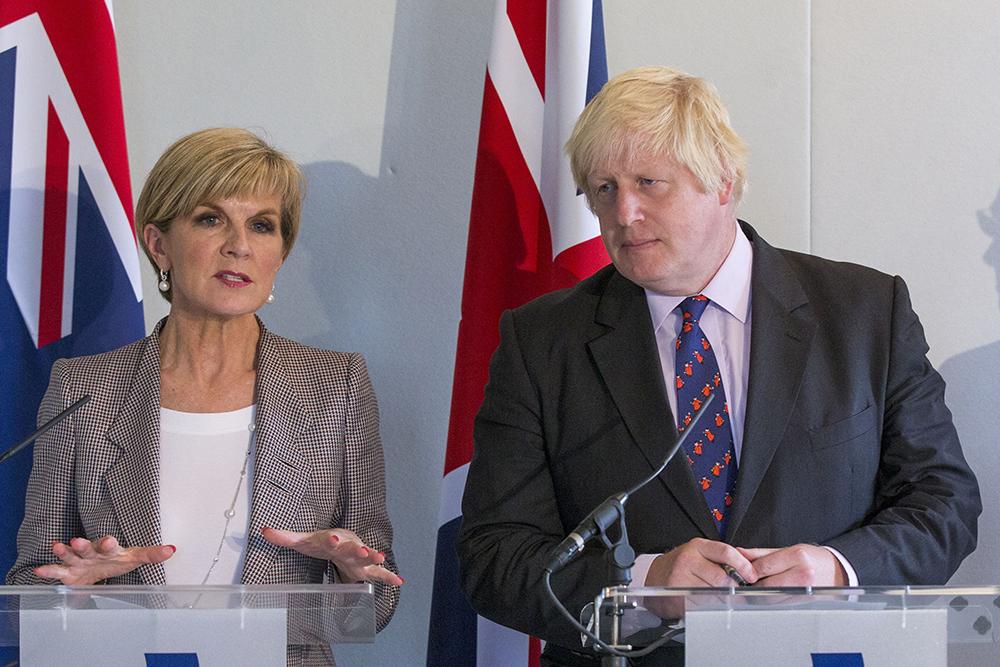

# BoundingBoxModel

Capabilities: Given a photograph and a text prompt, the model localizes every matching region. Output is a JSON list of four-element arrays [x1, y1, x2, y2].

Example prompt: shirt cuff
[[822, 545, 859, 586], [631, 553, 659, 586]]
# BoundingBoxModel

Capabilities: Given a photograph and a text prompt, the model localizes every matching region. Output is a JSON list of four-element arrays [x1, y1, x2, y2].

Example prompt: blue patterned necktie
[[674, 295, 738, 538]]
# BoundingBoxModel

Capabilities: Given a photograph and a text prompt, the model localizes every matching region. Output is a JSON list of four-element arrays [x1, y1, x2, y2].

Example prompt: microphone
[[544, 492, 628, 574], [544, 393, 715, 574], [0, 395, 91, 466]]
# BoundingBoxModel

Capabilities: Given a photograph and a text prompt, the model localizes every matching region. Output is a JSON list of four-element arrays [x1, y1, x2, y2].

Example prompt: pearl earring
[[266, 286, 275, 304], [158, 269, 170, 292]]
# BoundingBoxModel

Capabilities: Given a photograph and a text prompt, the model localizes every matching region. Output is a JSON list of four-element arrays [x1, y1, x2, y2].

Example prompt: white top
[[159, 405, 255, 585]]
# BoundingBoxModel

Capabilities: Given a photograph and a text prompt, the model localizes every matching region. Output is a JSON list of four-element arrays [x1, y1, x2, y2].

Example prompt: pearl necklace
[[198, 419, 256, 585]]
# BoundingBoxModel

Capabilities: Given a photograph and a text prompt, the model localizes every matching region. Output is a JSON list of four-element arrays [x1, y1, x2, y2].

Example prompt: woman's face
[[144, 193, 285, 321]]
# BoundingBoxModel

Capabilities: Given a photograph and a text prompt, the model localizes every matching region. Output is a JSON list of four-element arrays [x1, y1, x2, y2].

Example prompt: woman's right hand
[[34, 536, 175, 585]]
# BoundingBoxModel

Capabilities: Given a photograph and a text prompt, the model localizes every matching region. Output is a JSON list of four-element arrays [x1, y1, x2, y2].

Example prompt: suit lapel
[[242, 324, 313, 583], [106, 327, 165, 585], [587, 271, 719, 539], [726, 225, 816, 541]]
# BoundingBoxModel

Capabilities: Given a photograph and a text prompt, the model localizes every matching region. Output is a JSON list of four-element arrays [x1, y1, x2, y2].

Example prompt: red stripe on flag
[[506, 0, 546, 97], [444, 73, 553, 475], [528, 636, 541, 667], [553, 236, 609, 289], [1, 0, 135, 236], [38, 100, 69, 348]]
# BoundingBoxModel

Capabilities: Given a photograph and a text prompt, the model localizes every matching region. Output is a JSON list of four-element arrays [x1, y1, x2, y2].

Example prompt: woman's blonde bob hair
[[135, 128, 303, 301], [566, 66, 747, 206]]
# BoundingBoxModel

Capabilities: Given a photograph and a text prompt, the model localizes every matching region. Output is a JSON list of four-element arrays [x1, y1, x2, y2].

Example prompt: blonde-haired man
[[458, 67, 979, 665]]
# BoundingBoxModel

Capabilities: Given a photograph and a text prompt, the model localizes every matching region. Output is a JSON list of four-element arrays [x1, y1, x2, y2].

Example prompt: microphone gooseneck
[[544, 392, 715, 574], [0, 395, 91, 466]]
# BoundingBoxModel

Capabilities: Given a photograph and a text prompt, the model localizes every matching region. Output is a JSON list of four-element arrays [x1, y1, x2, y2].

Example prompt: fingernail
[[399, 577, 406, 585], [361, 547, 370, 556], [167, 545, 177, 554], [330, 534, 340, 543]]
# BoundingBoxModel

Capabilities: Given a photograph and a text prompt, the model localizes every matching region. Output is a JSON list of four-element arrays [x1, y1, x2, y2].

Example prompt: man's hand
[[646, 537, 757, 588], [740, 544, 848, 587], [34, 536, 175, 585], [642, 538, 758, 619]]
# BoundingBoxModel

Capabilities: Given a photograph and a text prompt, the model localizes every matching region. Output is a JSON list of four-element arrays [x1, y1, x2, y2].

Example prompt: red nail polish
[[168, 545, 177, 554], [330, 534, 340, 543]]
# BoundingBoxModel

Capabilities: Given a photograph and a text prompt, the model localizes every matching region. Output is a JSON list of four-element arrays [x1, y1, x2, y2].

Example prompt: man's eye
[[639, 177, 658, 186]]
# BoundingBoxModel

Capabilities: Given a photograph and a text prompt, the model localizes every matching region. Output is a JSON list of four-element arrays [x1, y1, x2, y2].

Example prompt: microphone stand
[[544, 394, 715, 665], [595, 498, 634, 667]]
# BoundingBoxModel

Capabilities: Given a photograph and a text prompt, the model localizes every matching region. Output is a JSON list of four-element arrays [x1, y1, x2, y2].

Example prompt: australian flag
[[0, 0, 145, 596]]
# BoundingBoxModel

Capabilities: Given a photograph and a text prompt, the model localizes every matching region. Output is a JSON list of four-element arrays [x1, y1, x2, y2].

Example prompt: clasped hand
[[36, 528, 402, 587], [646, 537, 847, 589], [642, 537, 847, 618]]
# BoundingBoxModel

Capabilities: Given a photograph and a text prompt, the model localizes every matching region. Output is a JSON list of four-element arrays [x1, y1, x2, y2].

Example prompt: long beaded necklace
[[197, 416, 256, 585]]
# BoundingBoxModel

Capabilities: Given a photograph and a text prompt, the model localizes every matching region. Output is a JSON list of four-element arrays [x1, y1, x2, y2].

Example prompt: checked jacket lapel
[[106, 326, 166, 585], [241, 324, 313, 584]]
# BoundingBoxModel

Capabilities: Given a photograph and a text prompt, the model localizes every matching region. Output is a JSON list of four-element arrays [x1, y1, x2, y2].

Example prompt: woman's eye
[[251, 219, 276, 233], [639, 177, 658, 186], [197, 214, 220, 226]]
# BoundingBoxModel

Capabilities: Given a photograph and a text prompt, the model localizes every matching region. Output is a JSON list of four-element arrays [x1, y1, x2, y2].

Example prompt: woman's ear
[[143, 224, 169, 270]]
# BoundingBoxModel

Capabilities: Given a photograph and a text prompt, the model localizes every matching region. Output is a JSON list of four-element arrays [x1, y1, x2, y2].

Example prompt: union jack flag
[[0, 0, 144, 589], [427, 1, 608, 664]]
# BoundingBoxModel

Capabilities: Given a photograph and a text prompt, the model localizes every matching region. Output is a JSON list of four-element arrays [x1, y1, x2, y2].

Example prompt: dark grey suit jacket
[[6, 318, 398, 664], [458, 222, 980, 662]]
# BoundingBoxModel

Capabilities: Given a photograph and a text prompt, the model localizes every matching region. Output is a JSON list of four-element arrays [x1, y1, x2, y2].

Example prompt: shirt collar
[[645, 222, 753, 331]]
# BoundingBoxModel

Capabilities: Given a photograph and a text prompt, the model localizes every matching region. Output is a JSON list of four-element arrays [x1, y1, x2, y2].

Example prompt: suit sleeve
[[330, 353, 400, 632], [5, 360, 85, 585], [458, 310, 613, 648], [826, 276, 981, 583]]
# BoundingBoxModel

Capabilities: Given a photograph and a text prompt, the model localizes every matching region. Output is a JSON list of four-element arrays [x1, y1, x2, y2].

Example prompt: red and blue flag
[[427, 1, 609, 664], [0, 0, 144, 586]]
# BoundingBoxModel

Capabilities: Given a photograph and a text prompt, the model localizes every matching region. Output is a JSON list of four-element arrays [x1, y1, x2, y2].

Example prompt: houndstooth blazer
[[6, 318, 399, 662]]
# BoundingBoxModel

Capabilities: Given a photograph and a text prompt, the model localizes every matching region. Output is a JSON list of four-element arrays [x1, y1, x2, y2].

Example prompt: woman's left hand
[[260, 527, 403, 587]]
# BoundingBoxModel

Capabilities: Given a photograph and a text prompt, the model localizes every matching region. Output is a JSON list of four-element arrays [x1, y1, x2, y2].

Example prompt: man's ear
[[717, 180, 734, 207]]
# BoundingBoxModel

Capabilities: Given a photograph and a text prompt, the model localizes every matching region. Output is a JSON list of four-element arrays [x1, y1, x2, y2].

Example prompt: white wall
[[114, 2, 999, 663]]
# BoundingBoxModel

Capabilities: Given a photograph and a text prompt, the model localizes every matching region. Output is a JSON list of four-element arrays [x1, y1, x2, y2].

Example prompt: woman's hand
[[34, 536, 176, 585], [260, 527, 403, 587]]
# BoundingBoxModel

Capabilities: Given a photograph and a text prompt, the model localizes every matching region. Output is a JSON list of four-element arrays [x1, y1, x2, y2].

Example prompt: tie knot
[[679, 295, 711, 322]]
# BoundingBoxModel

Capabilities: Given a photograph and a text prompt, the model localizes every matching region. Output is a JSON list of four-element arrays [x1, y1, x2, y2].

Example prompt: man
[[457, 66, 980, 665]]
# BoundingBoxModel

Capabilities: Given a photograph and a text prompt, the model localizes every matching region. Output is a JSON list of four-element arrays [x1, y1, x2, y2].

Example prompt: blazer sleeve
[[328, 353, 400, 632], [458, 310, 611, 648], [5, 360, 85, 585], [825, 275, 981, 583]]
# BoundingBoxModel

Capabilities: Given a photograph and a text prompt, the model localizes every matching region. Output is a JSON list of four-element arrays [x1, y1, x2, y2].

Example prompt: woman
[[6, 128, 401, 662]]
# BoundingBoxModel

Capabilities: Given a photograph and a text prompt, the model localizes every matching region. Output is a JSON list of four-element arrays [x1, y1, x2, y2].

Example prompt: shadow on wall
[[265, 161, 386, 351], [939, 184, 1000, 586]]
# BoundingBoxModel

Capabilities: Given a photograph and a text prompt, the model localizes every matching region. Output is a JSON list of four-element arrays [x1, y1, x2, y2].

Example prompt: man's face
[[587, 152, 736, 296]]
